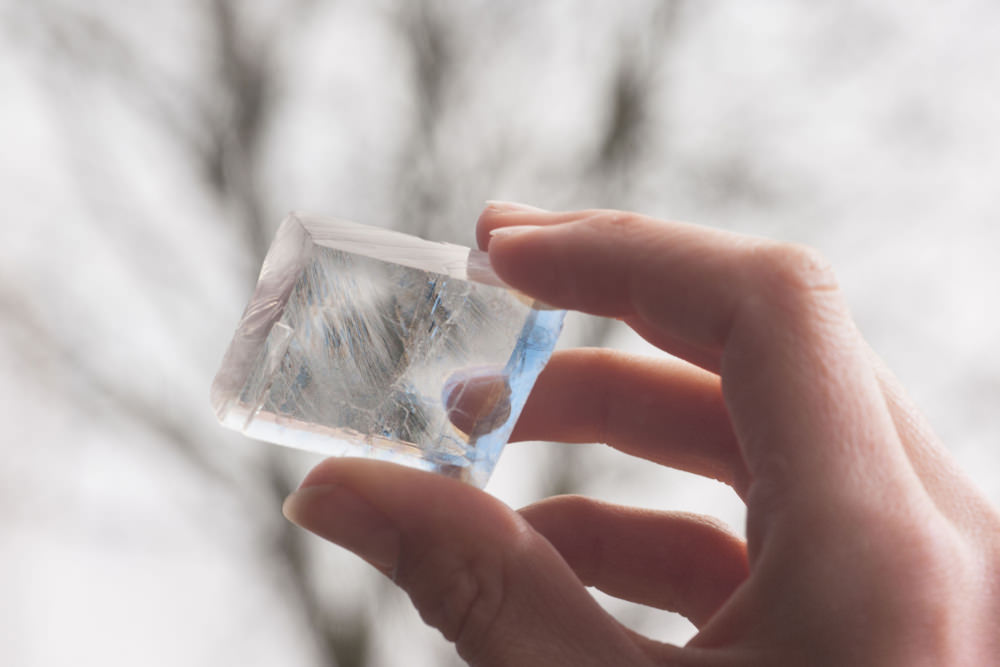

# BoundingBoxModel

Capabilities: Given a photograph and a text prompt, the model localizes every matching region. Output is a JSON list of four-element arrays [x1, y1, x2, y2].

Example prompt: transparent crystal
[[211, 213, 565, 487]]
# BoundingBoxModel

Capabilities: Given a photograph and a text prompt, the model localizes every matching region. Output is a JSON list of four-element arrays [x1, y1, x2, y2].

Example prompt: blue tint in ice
[[211, 213, 565, 487]]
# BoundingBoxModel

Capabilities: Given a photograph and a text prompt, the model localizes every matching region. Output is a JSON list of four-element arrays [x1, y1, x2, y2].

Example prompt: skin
[[283, 202, 1000, 666]]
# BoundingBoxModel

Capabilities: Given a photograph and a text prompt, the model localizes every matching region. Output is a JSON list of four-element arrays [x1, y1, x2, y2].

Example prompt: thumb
[[283, 458, 650, 666]]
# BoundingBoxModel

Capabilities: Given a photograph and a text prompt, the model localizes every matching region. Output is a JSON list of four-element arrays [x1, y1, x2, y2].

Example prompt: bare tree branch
[[389, 0, 457, 238], [0, 287, 240, 493], [200, 3, 370, 664], [11, 3, 368, 665]]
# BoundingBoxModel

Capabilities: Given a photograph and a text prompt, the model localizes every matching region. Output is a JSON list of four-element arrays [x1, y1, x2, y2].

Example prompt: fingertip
[[294, 457, 503, 526], [282, 481, 402, 574], [476, 200, 552, 249], [443, 365, 513, 438], [280, 487, 301, 523]]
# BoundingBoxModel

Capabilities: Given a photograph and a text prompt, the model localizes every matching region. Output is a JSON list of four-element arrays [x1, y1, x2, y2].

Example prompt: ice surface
[[211, 213, 565, 487]]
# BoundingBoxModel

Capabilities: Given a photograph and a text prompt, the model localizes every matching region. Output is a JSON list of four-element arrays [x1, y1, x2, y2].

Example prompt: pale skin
[[283, 202, 1000, 666]]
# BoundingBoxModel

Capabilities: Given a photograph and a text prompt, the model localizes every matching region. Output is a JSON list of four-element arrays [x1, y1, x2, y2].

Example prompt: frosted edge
[[292, 211, 501, 284], [210, 215, 313, 419], [291, 211, 561, 310]]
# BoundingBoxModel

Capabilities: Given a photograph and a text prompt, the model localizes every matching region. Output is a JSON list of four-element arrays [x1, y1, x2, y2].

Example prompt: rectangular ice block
[[211, 212, 565, 487]]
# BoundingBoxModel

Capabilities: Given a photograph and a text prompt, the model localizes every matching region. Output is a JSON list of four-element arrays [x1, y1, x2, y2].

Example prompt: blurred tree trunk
[[2, 1, 698, 665]]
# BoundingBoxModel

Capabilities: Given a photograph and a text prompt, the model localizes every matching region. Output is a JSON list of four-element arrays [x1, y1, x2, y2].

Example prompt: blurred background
[[2, 1, 999, 665]]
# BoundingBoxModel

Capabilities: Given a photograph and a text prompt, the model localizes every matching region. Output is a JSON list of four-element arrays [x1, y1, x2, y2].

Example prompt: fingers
[[510, 348, 750, 495], [443, 365, 513, 438], [477, 201, 585, 249], [283, 458, 654, 667], [478, 204, 922, 513], [520, 495, 749, 627]]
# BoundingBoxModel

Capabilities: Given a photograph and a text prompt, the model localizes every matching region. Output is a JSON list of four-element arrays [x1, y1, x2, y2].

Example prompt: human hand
[[283, 203, 1000, 666]]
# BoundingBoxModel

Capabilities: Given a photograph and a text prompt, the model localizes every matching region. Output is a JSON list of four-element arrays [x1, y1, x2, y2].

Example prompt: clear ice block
[[211, 212, 565, 487]]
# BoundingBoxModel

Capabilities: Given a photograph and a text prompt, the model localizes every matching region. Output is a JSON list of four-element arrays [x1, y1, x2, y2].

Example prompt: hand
[[283, 203, 1000, 666]]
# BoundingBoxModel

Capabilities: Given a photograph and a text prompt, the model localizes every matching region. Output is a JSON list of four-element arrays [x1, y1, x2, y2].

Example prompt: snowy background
[[2, 2, 999, 665]]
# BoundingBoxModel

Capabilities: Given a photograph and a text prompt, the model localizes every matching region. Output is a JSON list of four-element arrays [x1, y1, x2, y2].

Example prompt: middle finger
[[511, 348, 750, 496]]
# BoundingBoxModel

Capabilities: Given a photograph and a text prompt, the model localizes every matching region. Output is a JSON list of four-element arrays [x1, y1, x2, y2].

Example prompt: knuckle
[[744, 465, 792, 547], [441, 558, 504, 648], [733, 242, 844, 339], [543, 493, 597, 517], [394, 534, 519, 657], [886, 518, 965, 597], [752, 241, 839, 298], [588, 209, 644, 236], [867, 520, 972, 655], [755, 241, 837, 291]]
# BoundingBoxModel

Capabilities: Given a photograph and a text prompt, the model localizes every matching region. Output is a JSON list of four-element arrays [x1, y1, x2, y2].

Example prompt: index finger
[[478, 204, 923, 520]]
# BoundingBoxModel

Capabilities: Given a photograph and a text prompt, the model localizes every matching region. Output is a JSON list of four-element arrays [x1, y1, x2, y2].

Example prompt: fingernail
[[485, 200, 546, 213], [443, 365, 512, 436], [489, 225, 543, 240], [283, 484, 399, 573], [442, 365, 507, 405]]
